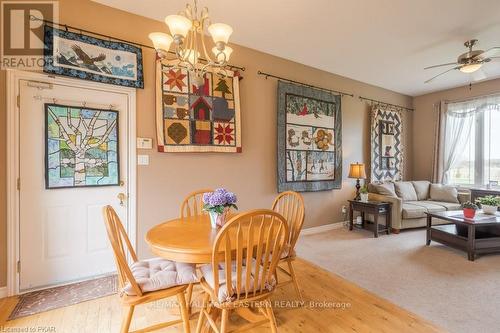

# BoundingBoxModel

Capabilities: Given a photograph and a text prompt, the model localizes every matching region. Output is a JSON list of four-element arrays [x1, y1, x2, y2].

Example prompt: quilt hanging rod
[[257, 71, 354, 97], [29, 15, 246, 73], [359, 96, 414, 112]]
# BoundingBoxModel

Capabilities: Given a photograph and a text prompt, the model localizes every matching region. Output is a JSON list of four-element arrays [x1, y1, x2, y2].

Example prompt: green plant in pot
[[475, 196, 500, 215], [359, 185, 369, 202], [462, 201, 478, 219]]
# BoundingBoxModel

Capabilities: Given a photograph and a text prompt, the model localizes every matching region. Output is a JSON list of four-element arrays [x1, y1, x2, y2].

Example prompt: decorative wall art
[[45, 104, 119, 189], [277, 81, 342, 192], [370, 105, 404, 181], [155, 59, 241, 152], [44, 26, 144, 88]]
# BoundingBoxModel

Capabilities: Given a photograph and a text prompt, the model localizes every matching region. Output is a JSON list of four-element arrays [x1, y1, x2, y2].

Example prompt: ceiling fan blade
[[473, 47, 500, 60], [425, 66, 461, 83], [424, 62, 458, 70], [472, 68, 487, 81]]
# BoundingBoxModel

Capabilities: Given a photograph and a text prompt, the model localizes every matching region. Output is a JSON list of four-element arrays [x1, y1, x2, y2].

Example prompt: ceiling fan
[[424, 39, 500, 83]]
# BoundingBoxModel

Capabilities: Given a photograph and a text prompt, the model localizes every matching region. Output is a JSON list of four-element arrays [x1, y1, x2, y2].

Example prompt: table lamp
[[348, 162, 367, 200]]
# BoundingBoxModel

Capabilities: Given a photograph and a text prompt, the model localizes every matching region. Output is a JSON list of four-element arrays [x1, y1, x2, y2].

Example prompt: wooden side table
[[348, 200, 392, 238]]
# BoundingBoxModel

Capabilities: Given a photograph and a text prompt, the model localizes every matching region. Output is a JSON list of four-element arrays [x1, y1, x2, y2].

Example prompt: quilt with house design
[[155, 60, 241, 153]]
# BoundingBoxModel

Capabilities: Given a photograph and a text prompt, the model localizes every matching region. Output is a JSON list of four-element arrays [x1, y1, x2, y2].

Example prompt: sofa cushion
[[402, 201, 447, 219], [412, 181, 431, 200], [394, 182, 418, 201], [370, 182, 397, 197], [123, 258, 197, 296], [425, 201, 461, 211], [429, 184, 459, 203]]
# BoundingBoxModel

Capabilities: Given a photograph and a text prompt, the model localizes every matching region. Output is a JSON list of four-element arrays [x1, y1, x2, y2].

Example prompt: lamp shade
[[165, 15, 192, 38], [181, 48, 199, 64], [459, 63, 482, 73], [208, 23, 233, 44], [348, 163, 367, 179], [212, 46, 233, 62], [148, 32, 173, 51]]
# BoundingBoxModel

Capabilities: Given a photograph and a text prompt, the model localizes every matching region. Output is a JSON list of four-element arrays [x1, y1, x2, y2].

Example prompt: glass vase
[[209, 207, 229, 229]]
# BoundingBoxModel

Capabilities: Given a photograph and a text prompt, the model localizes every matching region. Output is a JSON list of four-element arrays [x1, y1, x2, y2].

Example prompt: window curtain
[[433, 94, 500, 184]]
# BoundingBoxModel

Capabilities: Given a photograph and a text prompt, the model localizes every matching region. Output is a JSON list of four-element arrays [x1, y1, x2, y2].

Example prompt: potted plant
[[475, 196, 500, 215], [462, 201, 478, 219], [359, 185, 369, 202], [203, 188, 238, 229]]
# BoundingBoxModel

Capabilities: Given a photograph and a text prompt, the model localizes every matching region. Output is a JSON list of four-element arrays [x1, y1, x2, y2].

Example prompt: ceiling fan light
[[459, 63, 482, 73], [165, 15, 192, 38], [208, 23, 233, 44], [212, 46, 233, 63], [148, 32, 173, 52]]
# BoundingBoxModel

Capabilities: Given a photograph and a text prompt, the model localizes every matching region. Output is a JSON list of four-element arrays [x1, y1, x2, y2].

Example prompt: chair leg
[[195, 293, 209, 333], [265, 303, 278, 333], [177, 292, 191, 333], [287, 260, 303, 301], [120, 305, 135, 333], [220, 309, 229, 333]]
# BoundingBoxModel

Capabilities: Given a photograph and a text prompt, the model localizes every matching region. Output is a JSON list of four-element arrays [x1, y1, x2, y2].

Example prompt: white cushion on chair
[[200, 260, 276, 303], [123, 258, 197, 296]]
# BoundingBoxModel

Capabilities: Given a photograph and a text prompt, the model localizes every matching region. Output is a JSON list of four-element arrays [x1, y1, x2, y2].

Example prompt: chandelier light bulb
[[459, 63, 482, 73], [212, 46, 233, 63], [148, 32, 173, 52], [208, 23, 233, 45], [165, 15, 192, 38]]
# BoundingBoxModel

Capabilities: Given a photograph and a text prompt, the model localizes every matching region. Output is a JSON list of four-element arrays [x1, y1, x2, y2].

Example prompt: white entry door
[[19, 78, 131, 291]]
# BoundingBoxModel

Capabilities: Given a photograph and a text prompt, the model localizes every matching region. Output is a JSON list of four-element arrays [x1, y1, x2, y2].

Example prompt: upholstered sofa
[[367, 181, 470, 232]]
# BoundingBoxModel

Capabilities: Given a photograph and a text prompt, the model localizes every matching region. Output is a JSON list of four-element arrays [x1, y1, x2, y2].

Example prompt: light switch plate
[[137, 155, 149, 165], [137, 137, 153, 149]]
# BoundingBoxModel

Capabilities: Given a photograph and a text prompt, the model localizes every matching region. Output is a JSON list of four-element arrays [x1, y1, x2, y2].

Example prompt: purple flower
[[214, 188, 227, 195], [209, 192, 227, 206], [225, 192, 237, 205], [202, 192, 212, 204]]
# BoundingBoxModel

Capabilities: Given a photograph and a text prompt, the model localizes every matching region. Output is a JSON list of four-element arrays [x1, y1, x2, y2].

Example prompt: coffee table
[[426, 210, 500, 261]]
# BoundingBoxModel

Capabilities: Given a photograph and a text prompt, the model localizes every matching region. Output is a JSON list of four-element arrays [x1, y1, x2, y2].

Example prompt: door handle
[[117, 193, 127, 206]]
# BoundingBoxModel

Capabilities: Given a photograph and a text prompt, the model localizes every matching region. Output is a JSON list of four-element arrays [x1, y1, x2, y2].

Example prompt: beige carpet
[[297, 226, 500, 333]]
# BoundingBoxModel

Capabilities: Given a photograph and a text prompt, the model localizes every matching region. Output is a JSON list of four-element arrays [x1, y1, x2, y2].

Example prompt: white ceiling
[[93, 0, 500, 96]]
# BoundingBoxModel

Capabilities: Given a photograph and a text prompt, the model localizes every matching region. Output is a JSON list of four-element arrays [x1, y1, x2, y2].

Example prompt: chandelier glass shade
[[148, 0, 234, 85]]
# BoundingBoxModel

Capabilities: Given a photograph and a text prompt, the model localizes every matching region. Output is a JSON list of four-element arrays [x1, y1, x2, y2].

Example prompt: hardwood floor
[[0, 259, 444, 332]]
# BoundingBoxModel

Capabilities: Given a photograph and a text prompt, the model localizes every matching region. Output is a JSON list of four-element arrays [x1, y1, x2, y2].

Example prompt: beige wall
[[412, 78, 500, 181], [0, 0, 413, 287]]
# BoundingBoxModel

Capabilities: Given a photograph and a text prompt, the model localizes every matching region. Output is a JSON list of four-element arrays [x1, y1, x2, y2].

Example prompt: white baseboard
[[0, 287, 7, 299], [301, 221, 346, 235]]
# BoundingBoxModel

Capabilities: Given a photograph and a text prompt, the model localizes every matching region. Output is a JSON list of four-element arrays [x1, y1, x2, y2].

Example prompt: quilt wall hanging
[[155, 59, 241, 153], [370, 105, 404, 181], [44, 26, 144, 88], [45, 103, 119, 189], [277, 81, 342, 192]]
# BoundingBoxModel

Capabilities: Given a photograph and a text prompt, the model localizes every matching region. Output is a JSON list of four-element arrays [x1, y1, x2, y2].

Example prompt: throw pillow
[[429, 184, 459, 203], [412, 181, 431, 200], [371, 182, 397, 197], [394, 181, 418, 201]]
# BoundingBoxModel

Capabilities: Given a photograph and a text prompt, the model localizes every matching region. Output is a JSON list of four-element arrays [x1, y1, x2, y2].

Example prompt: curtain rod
[[359, 96, 414, 111], [30, 15, 246, 72], [444, 91, 500, 104], [257, 71, 354, 97]]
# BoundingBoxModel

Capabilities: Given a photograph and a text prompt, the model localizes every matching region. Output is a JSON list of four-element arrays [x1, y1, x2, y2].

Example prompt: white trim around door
[[6, 69, 137, 296]]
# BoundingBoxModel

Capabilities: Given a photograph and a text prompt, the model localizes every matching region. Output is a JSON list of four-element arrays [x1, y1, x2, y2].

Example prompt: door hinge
[[17, 260, 21, 273], [17, 94, 20, 108], [17, 178, 20, 190]]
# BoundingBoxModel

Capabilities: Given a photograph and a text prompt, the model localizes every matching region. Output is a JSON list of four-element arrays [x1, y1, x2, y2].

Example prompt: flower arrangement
[[462, 201, 478, 219], [475, 196, 500, 215], [359, 184, 369, 202], [203, 188, 238, 228]]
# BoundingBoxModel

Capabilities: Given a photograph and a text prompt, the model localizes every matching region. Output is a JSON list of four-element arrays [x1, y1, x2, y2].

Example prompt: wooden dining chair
[[103, 205, 195, 333], [271, 191, 305, 300], [180, 188, 214, 219], [196, 209, 288, 333]]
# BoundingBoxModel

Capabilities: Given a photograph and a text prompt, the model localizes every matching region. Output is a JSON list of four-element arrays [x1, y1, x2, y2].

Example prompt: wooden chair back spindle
[[272, 191, 305, 253], [211, 210, 288, 303], [180, 189, 213, 219]]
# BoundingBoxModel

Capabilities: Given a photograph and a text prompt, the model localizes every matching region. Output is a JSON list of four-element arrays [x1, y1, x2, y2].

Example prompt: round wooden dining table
[[146, 214, 227, 264]]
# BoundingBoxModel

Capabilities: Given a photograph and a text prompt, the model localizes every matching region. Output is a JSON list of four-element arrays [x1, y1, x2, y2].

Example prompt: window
[[446, 95, 500, 186]]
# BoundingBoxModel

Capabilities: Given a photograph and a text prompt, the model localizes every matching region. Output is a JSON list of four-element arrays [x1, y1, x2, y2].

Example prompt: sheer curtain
[[434, 94, 500, 184]]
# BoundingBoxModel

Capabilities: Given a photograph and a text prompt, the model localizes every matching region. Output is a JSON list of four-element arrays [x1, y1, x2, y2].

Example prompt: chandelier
[[148, 0, 234, 86]]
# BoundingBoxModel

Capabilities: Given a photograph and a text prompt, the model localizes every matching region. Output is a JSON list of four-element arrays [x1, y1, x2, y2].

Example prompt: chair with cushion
[[103, 205, 197, 333], [180, 188, 214, 219], [196, 209, 288, 333], [271, 191, 305, 300]]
